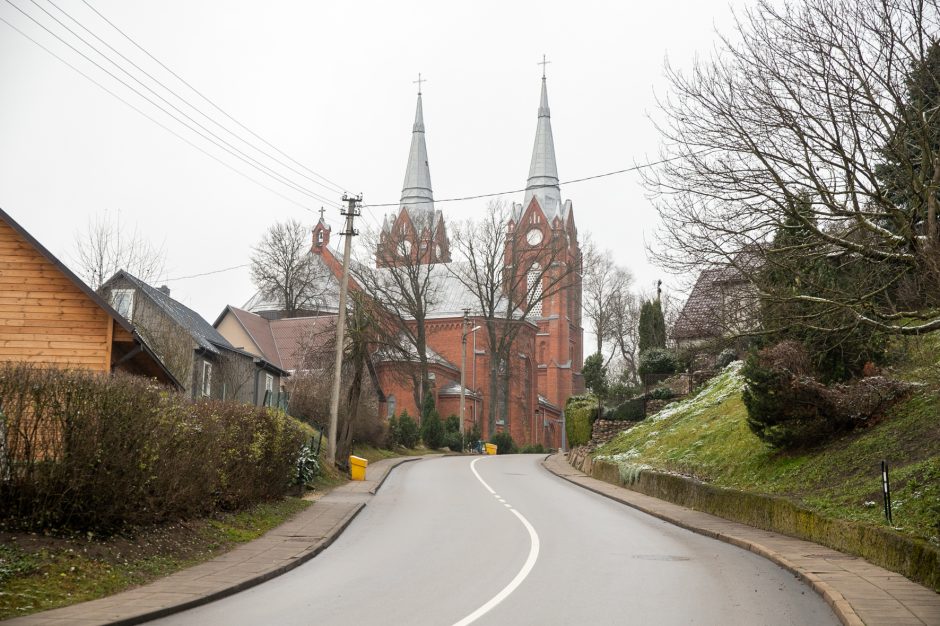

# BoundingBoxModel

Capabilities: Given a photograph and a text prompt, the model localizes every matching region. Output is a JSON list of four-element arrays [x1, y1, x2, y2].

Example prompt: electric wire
[[160, 263, 249, 283], [0, 13, 331, 217], [361, 151, 710, 208], [47, 0, 348, 198], [5, 0, 342, 209], [79, 0, 348, 195]]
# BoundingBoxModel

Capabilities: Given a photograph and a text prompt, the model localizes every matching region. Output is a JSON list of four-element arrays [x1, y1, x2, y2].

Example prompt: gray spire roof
[[400, 92, 434, 220], [523, 76, 562, 218]]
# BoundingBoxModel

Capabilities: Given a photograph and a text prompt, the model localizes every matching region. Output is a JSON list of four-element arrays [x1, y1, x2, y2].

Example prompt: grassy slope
[[0, 498, 310, 620], [595, 340, 940, 547]]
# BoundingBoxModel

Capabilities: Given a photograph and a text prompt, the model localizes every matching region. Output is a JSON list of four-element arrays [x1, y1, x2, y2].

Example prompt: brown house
[[0, 207, 179, 386]]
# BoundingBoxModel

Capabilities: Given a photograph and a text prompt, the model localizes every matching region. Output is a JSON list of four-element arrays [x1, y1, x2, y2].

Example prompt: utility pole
[[327, 193, 361, 467], [460, 308, 469, 453]]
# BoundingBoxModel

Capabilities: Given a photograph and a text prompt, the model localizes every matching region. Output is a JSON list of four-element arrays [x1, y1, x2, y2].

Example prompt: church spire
[[523, 59, 561, 217], [400, 75, 434, 218]]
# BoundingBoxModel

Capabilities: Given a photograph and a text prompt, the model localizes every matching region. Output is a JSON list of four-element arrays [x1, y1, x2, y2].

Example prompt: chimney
[[158, 285, 170, 296]]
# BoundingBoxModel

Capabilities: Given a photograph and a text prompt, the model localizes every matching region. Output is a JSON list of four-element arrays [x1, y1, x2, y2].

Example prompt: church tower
[[509, 65, 584, 406], [377, 82, 450, 267]]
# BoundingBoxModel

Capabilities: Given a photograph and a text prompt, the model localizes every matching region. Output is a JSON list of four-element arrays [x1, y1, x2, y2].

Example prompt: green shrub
[[397, 410, 419, 448], [465, 423, 482, 447], [607, 398, 645, 421], [489, 430, 517, 454], [386, 414, 400, 447], [639, 348, 678, 384], [742, 342, 910, 448], [293, 439, 321, 487], [444, 414, 460, 434], [716, 348, 738, 369], [565, 394, 597, 447], [421, 409, 445, 449], [444, 431, 463, 452], [519, 443, 546, 454], [648, 386, 675, 400], [0, 364, 305, 532]]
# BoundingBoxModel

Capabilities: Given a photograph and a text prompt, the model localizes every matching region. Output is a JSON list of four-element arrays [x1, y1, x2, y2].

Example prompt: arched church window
[[387, 394, 396, 418], [527, 263, 543, 317]]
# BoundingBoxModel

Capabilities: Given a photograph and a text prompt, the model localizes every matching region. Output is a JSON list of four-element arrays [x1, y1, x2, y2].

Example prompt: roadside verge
[[543, 452, 940, 626], [5, 456, 427, 626]]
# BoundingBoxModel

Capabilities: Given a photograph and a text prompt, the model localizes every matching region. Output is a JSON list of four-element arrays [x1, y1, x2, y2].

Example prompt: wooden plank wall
[[0, 220, 111, 371]]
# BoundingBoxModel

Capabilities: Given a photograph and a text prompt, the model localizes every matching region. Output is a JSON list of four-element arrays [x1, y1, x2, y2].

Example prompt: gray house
[[100, 271, 288, 405]]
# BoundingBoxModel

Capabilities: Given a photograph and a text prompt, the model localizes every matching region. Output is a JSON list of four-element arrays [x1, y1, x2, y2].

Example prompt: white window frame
[[202, 361, 212, 397], [111, 289, 135, 322]]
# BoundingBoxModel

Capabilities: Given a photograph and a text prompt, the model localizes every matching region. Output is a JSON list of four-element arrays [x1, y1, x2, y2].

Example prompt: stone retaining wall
[[570, 454, 940, 593]]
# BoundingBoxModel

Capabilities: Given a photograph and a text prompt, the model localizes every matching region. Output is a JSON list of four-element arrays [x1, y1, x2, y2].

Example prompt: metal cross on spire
[[538, 54, 551, 79], [318, 206, 326, 221], [413, 72, 426, 95]]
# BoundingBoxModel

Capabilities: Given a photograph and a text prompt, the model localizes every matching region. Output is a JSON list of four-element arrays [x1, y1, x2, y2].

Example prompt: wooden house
[[0, 207, 179, 386]]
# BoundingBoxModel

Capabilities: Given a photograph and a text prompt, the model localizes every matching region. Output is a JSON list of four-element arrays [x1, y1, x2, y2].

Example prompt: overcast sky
[[0, 0, 741, 330]]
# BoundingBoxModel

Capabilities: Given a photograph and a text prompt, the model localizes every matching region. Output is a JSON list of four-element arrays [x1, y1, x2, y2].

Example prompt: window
[[387, 394, 396, 418], [202, 361, 212, 397], [110, 289, 135, 321], [527, 263, 543, 317]]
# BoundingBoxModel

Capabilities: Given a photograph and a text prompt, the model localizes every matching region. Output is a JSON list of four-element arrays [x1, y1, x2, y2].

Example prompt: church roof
[[522, 74, 563, 220], [399, 91, 435, 222], [242, 251, 342, 316]]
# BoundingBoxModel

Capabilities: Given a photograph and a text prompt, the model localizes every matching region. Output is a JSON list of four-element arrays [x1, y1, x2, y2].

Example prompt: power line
[[5, 0, 342, 208], [48, 0, 348, 198], [78, 0, 348, 196], [160, 263, 249, 283], [0, 13, 330, 216], [361, 151, 711, 209]]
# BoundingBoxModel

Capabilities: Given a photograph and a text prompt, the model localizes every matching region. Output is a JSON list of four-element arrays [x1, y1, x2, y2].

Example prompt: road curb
[[108, 502, 367, 626], [541, 454, 865, 626], [7, 455, 428, 626], [368, 455, 425, 495]]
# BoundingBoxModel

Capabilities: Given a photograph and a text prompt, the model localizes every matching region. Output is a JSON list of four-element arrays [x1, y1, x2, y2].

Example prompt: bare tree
[[449, 200, 580, 434], [73, 212, 165, 290], [582, 236, 633, 356], [250, 219, 329, 318], [604, 287, 641, 384], [286, 295, 383, 462], [352, 219, 442, 410], [646, 0, 940, 335]]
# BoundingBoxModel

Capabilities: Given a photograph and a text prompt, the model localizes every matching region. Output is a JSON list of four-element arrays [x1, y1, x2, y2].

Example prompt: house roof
[[0, 207, 182, 389], [214, 306, 336, 374], [270, 315, 336, 373], [218, 305, 282, 367], [109, 270, 234, 354]]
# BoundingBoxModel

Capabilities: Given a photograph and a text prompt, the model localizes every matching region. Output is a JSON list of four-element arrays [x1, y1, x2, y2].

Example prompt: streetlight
[[460, 308, 481, 452]]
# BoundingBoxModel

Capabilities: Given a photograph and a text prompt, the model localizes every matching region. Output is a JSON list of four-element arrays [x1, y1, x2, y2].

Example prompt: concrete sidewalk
[[6, 455, 430, 626], [543, 453, 940, 626]]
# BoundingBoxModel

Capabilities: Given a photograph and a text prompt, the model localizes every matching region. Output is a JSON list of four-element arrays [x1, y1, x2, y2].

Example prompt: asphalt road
[[153, 455, 839, 626]]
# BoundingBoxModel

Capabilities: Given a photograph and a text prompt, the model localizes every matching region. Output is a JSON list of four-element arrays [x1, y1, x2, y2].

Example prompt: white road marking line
[[453, 458, 541, 626]]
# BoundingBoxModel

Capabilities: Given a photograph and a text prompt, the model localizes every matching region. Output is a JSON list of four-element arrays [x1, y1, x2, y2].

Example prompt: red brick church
[[245, 72, 583, 449]]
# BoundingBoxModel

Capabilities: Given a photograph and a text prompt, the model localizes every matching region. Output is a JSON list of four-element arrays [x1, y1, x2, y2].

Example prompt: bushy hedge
[[0, 364, 306, 532], [489, 430, 517, 454], [565, 394, 597, 447], [638, 348, 679, 384], [606, 397, 645, 421], [743, 342, 911, 448]]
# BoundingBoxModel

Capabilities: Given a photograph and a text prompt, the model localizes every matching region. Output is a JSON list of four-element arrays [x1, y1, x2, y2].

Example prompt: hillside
[[594, 340, 940, 547]]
